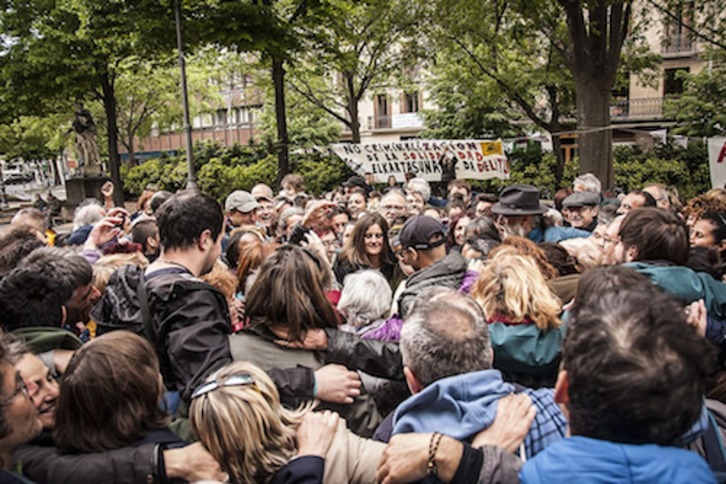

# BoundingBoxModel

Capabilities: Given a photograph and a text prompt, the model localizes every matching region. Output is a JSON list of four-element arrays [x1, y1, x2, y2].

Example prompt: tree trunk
[[272, 57, 289, 185], [345, 74, 361, 143], [128, 135, 137, 166], [100, 72, 124, 206], [551, 133, 565, 188], [574, 78, 614, 190], [51, 155, 62, 186]]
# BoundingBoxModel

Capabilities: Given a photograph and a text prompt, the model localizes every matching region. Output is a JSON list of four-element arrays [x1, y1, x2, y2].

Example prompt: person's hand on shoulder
[[296, 410, 340, 458]]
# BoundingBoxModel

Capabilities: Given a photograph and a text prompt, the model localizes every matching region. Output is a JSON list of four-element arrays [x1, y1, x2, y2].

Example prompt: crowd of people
[[0, 169, 725, 483]]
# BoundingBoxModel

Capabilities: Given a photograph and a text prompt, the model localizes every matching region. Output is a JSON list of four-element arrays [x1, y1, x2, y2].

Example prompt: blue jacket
[[520, 436, 716, 483], [392, 369, 566, 457], [528, 225, 591, 243]]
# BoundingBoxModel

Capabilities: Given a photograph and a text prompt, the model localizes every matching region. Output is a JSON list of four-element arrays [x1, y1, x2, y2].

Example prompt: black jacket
[[397, 251, 468, 316], [93, 264, 313, 406]]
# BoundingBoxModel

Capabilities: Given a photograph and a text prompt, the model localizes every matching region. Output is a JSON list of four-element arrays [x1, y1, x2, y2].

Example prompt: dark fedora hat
[[491, 185, 548, 216]]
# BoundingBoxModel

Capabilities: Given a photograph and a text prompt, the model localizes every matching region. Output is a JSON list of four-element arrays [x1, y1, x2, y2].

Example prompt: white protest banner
[[708, 137, 726, 189], [330, 139, 509, 183]]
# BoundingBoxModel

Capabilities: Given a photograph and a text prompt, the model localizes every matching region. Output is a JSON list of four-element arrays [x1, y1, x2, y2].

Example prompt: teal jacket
[[626, 262, 726, 319]]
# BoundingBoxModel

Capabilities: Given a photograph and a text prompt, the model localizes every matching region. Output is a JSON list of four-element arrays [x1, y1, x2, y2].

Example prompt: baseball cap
[[399, 216, 447, 250], [343, 175, 371, 192], [225, 191, 260, 214]]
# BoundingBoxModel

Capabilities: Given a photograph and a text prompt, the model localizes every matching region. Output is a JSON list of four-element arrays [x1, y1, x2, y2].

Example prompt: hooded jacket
[[397, 251, 468, 316], [520, 436, 716, 484], [92, 265, 315, 408], [92, 264, 233, 403], [392, 369, 566, 458]]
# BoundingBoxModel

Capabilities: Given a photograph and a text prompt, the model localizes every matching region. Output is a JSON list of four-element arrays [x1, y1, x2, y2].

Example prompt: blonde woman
[[190, 361, 384, 484], [471, 251, 565, 387]]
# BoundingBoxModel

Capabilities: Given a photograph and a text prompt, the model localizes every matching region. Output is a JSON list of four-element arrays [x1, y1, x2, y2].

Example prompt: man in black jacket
[[94, 190, 358, 410]]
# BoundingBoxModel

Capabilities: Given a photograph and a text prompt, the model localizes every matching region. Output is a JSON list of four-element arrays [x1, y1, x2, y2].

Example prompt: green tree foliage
[[257, 73, 342, 151], [613, 140, 710, 200], [0, 0, 176, 204], [469, 140, 709, 200], [121, 141, 353, 199], [286, 0, 422, 143], [0, 115, 66, 162], [664, 51, 726, 137], [419, 0, 577, 185], [115, 52, 227, 165]]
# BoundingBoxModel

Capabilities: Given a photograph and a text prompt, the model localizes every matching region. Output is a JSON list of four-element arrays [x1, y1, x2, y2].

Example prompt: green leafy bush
[[122, 141, 355, 200], [122, 139, 709, 202]]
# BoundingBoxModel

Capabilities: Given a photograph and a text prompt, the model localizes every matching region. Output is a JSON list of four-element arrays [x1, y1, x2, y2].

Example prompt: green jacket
[[11, 326, 82, 353], [626, 262, 726, 319]]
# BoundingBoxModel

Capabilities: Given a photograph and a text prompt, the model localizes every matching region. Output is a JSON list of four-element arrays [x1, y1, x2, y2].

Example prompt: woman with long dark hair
[[332, 212, 396, 287], [53, 331, 182, 452], [230, 245, 381, 436]]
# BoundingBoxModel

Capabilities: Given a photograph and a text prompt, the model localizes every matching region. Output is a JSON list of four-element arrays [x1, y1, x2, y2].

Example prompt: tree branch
[[287, 80, 351, 126], [644, 0, 726, 51], [450, 36, 554, 130]]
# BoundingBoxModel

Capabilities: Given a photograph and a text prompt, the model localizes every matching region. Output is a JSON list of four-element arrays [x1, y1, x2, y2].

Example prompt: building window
[[374, 94, 390, 128], [235, 107, 252, 125], [662, 2, 695, 53], [215, 110, 227, 128], [664, 67, 689, 97], [402, 92, 420, 113]]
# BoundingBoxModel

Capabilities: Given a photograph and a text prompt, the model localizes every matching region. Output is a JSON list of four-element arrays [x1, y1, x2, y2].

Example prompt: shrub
[[121, 139, 709, 202]]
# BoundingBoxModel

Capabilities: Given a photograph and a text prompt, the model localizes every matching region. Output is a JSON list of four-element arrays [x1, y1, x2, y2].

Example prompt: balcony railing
[[368, 115, 391, 130], [661, 34, 696, 55], [610, 97, 665, 120]]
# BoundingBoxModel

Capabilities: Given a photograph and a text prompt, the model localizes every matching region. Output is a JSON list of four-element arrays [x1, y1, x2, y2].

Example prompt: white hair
[[573, 173, 602, 194], [406, 178, 431, 202], [559, 238, 604, 270], [338, 270, 392, 328], [73, 201, 105, 231]]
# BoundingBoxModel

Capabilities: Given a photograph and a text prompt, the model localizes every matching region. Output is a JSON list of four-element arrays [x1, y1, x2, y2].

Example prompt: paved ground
[[0, 182, 67, 234]]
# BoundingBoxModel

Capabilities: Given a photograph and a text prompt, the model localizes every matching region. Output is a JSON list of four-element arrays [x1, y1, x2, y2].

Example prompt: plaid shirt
[[521, 388, 568, 457]]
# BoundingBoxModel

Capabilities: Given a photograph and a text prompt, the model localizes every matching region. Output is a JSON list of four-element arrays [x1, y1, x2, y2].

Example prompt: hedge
[[121, 139, 709, 201]]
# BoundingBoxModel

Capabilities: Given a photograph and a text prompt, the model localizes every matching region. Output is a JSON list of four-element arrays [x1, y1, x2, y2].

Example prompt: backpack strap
[[702, 409, 726, 482], [136, 275, 155, 342]]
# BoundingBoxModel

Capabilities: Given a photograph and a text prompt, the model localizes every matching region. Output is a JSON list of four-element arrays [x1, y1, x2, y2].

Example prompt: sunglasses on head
[[191, 373, 256, 400]]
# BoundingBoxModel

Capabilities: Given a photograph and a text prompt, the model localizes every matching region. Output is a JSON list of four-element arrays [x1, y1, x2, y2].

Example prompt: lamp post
[[174, 0, 197, 189], [0, 164, 8, 210]]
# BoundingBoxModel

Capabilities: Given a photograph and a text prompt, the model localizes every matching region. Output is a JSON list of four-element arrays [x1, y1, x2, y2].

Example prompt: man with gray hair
[[573, 173, 602, 194], [378, 190, 408, 227], [383, 287, 566, 458]]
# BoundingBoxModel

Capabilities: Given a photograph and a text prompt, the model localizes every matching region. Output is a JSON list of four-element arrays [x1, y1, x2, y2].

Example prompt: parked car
[[3, 172, 34, 184]]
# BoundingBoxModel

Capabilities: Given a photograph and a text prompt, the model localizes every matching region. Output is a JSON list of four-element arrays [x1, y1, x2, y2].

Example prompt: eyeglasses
[[1, 372, 29, 407], [381, 205, 405, 211], [191, 373, 256, 400], [602, 236, 620, 246]]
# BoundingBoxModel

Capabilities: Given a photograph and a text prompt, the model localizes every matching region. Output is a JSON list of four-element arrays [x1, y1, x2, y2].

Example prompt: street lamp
[[174, 0, 197, 189]]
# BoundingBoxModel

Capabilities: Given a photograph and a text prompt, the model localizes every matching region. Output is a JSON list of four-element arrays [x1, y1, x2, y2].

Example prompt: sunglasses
[[191, 373, 256, 400]]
